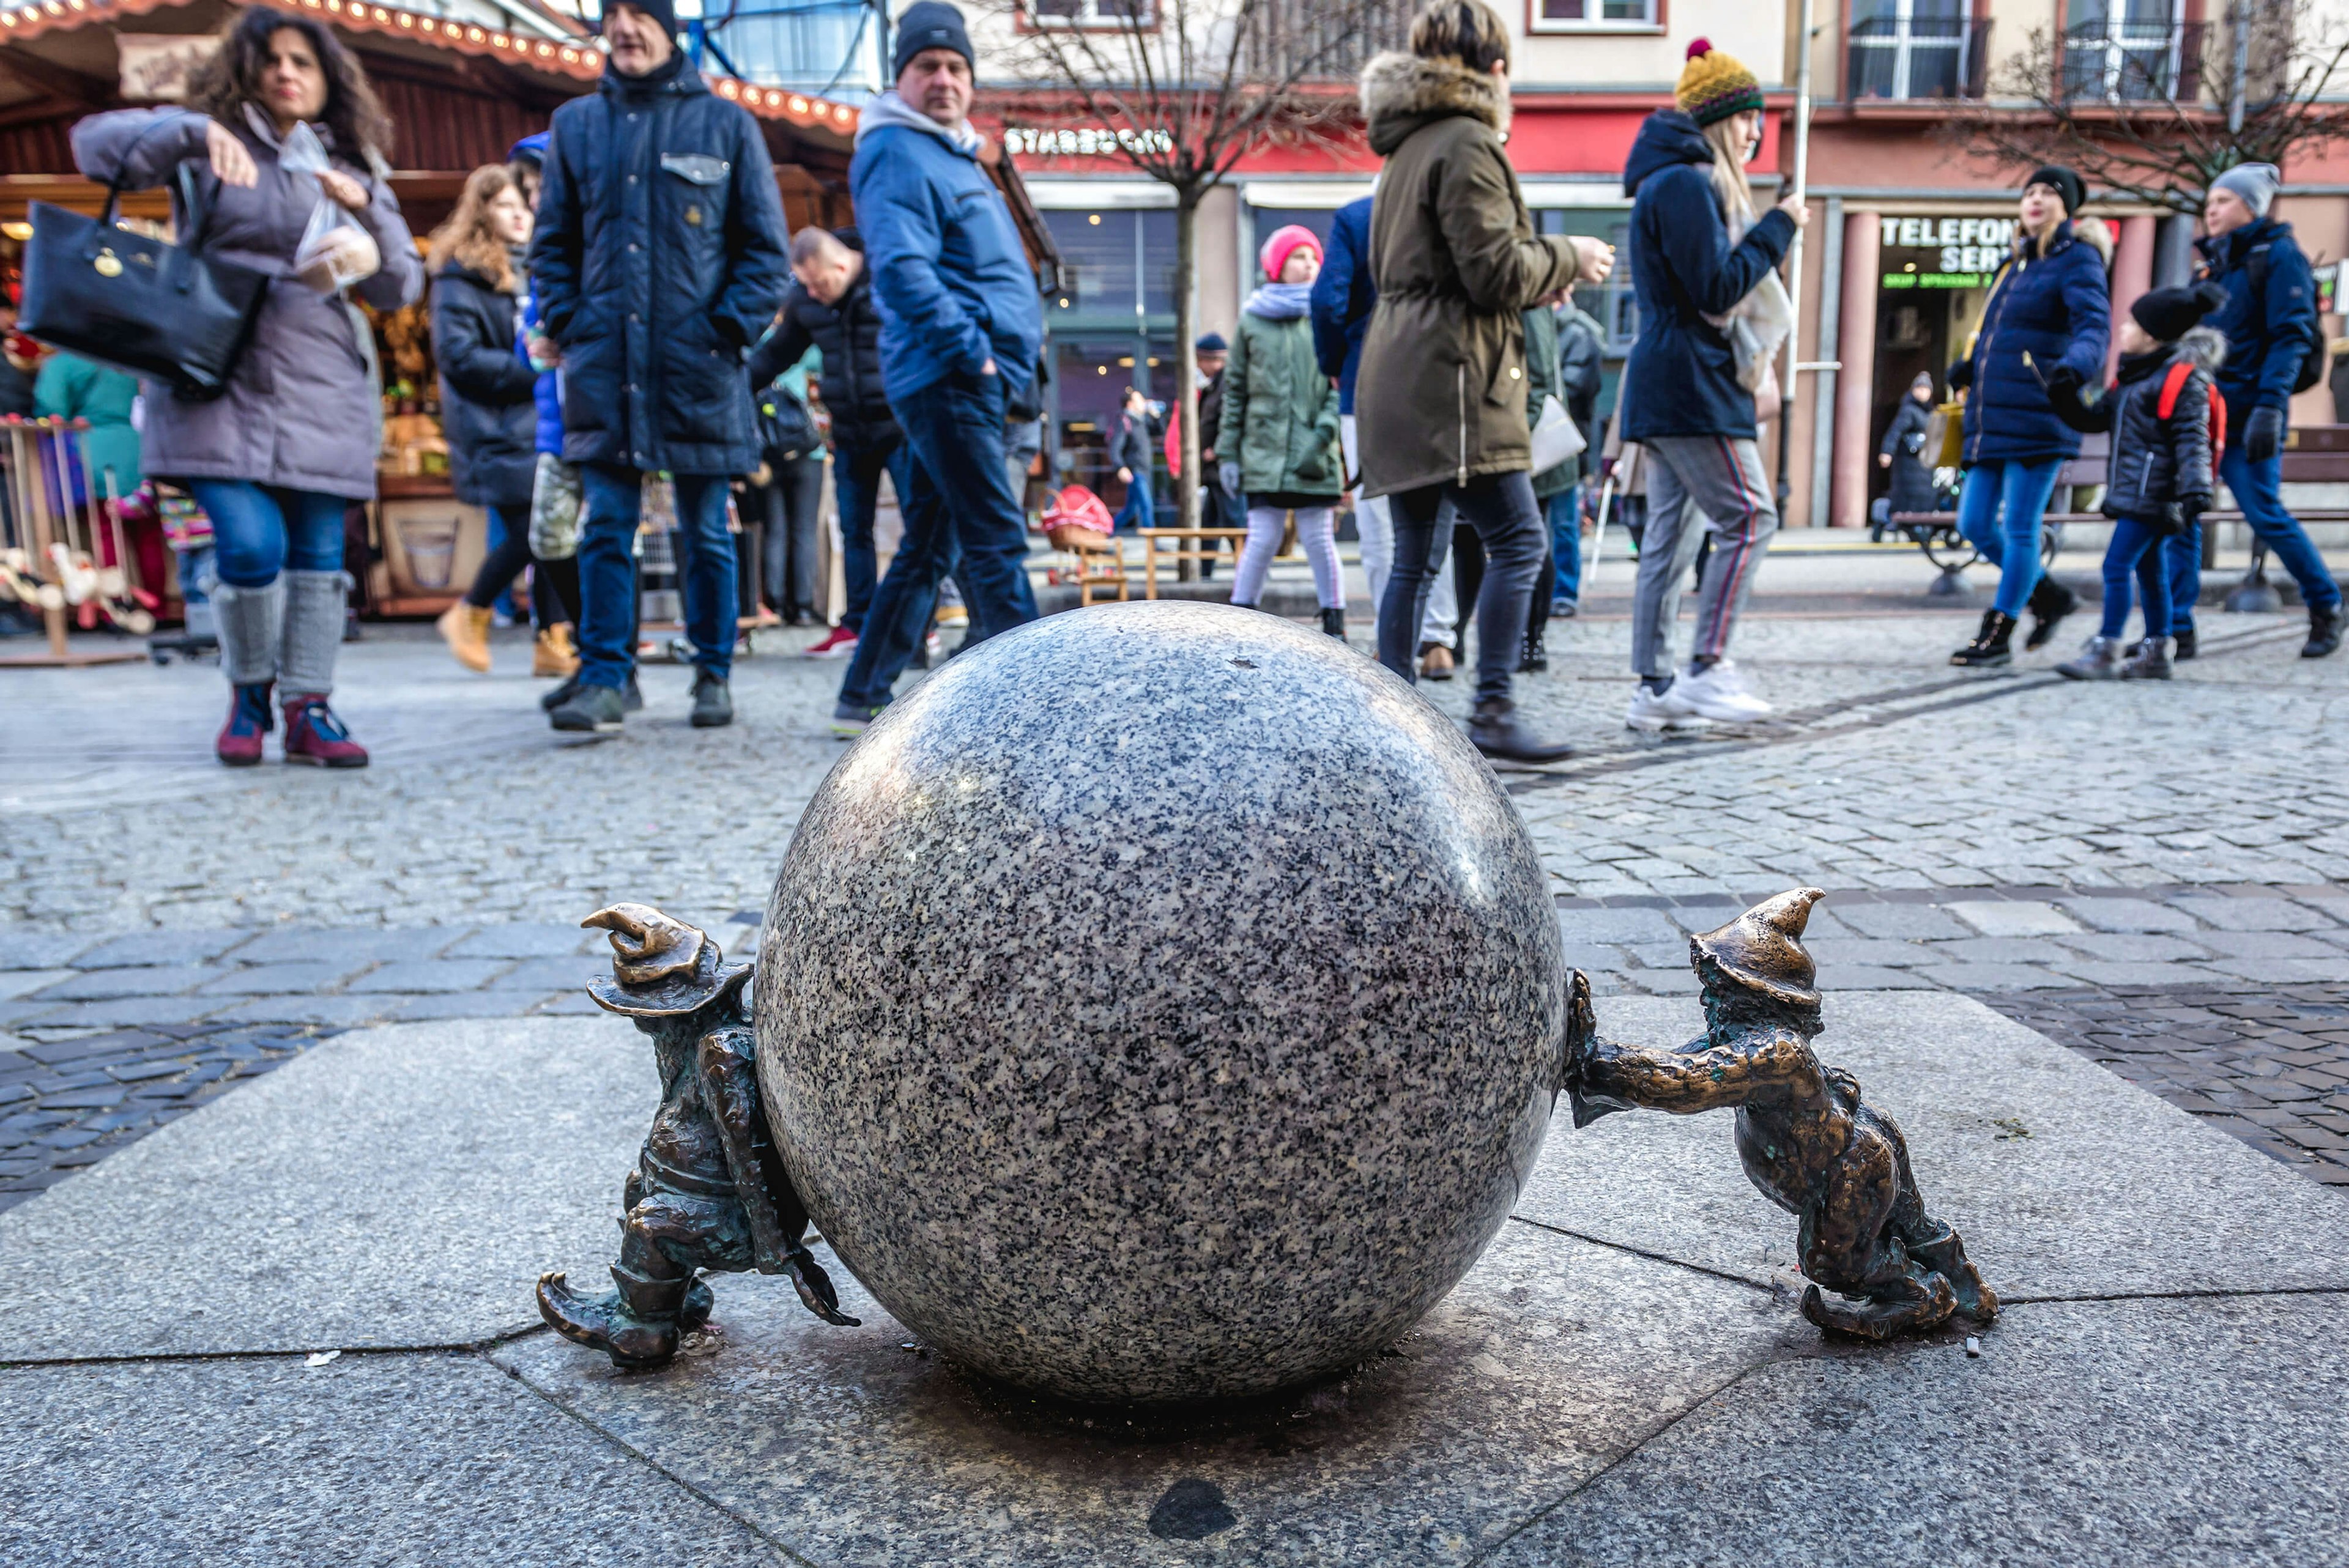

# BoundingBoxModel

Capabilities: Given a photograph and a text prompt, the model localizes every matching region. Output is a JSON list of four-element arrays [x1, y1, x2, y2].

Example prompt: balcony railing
[[1849, 16, 1993, 102], [2060, 19, 2208, 103]]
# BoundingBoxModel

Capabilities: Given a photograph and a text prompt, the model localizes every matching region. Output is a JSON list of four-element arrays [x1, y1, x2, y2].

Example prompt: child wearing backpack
[[2048, 282, 2227, 682]]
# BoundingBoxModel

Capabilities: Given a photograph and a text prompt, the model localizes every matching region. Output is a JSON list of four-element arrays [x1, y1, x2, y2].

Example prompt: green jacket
[[1215, 305, 1342, 500], [35, 352, 141, 497], [1354, 51, 1576, 499]]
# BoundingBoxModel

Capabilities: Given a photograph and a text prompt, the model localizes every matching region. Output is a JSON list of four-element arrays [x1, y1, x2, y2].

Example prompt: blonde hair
[[1408, 0, 1511, 74], [1702, 116, 1756, 224], [427, 165, 525, 292]]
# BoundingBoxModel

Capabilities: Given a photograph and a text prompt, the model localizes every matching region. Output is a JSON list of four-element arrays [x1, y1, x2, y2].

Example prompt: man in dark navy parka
[[528, 0, 790, 732]]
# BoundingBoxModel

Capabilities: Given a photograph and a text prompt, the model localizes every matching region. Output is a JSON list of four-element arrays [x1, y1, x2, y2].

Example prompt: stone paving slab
[[0, 1353, 784, 1567], [0, 1018, 646, 1360], [1480, 1293, 2349, 1568], [1518, 992, 2349, 1301], [499, 1221, 1796, 1568]]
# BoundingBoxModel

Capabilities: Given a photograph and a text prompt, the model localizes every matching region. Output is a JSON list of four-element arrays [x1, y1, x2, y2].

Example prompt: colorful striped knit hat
[[1676, 37, 1764, 127]]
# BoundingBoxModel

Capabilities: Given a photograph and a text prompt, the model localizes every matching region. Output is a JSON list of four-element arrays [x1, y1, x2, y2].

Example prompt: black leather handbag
[[19, 159, 270, 401]]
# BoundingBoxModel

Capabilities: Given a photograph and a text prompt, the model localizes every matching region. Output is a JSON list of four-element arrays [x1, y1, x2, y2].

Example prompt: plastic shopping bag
[[279, 121, 380, 293]]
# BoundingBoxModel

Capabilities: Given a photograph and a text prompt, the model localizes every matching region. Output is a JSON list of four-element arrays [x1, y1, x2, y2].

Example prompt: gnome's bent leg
[[537, 1193, 750, 1369], [1796, 1138, 1956, 1341]]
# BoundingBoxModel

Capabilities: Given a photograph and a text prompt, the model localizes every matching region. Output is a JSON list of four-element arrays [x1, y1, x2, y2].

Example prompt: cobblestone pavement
[[1, 553, 2342, 1203]]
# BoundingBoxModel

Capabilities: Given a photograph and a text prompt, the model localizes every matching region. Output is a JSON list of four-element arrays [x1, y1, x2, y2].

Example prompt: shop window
[[1537, 210, 1637, 354], [1849, 0, 1985, 101], [1051, 336, 1172, 506], [1044, 208, 1177, 324], [1531, 0, 1658, 31], [2061, 0, 2196, 102], [1029, 0, 1157, 27]]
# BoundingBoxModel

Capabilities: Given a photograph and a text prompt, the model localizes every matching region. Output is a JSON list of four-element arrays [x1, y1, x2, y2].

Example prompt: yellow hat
[[1676, 37, 1764, 128]]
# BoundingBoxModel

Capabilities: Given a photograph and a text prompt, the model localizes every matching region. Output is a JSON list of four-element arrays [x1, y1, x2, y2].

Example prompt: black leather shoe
[[539, 673, 581, 713], [690, 671, 734, 728], [2024, 575, 2077, 650], [550, 682, 626, 733], [1469, 698, 1573, 763], [1518, 632, 1548, 673], [1951, 610, 2017, 667], [2173, 626, 2198, 661], [622, 672, 645, 712], [2304, 602, 2347, 659]]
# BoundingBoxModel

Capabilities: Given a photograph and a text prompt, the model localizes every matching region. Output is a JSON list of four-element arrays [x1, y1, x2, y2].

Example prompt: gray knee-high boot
[[279, 570, 348, 697], [210, 579, 284, 687]]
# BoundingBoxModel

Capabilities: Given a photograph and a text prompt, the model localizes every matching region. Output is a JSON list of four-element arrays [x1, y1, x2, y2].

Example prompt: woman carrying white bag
[[1615, 37, 1805, 734]]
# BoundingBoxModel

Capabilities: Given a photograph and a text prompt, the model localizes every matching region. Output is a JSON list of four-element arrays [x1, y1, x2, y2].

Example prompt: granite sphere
[[755, 601, 1569, 1405]]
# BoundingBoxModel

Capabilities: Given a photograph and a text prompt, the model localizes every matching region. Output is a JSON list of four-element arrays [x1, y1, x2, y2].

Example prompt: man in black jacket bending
[[749, 227, 912, 659]]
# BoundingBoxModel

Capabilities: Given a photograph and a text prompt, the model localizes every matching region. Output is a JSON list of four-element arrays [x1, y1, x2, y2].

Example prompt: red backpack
[[2158, 361, 2224, 468]]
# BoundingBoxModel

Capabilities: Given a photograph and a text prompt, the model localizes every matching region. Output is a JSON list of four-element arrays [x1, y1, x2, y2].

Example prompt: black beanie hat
[[601, 0, 680, 42], [893, 1, 974, 80], [2130, 279, 2228, 343], [2026, 165, 2085, 217]]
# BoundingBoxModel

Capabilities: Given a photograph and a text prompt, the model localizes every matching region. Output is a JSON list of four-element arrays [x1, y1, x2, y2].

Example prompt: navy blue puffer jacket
[[1954, 220, 2109, 467], [526, 56, 790, 476], [2196, 216, 2318, 421], [1618, 111, 1795, 443]]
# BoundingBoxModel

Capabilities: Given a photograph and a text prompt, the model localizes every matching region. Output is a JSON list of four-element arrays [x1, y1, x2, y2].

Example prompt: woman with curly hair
[[71, 7, 422, 766], [428, 163, 581, 681]]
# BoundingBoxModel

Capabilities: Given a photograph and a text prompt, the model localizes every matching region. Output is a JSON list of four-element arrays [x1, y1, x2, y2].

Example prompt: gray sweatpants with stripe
[[1630, 434, 1779, 679]]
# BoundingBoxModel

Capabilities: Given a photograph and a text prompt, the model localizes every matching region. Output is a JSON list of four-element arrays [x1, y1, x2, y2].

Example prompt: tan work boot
[[437, 601, 493, 673], [534, 622, 581, 678]]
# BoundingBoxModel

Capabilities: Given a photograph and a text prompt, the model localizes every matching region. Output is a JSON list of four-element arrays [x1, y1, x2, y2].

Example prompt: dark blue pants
[[187, 482, 344, 588], [577, 466, 735, 690], [2162, 443, 2343, 634], [1546, 483, 1582, 603], [833, 437, 915, 635], [837, 371, 1038, 710], [1378, 470, 1544, 706], [2099, 516, 2170, 640], [1113, 476, 1156, 534]]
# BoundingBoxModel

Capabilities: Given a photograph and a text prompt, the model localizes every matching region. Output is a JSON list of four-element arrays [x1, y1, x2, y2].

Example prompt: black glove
[[2043, 361, 2085, 398], [2180, 496, 2208, 530], [2244, 405, 2285, 464], [1946, 357, 1972, 393]]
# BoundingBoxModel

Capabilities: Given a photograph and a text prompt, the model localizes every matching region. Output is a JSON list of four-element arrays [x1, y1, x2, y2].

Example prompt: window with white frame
[[1848, 0, 1974, 101], [2062, 0, 2190, 102], [1028, 0, 1156, 26], [1531, 0, 1660, 32]]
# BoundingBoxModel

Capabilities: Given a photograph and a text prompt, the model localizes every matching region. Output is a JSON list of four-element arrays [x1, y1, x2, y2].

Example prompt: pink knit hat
[[1258, 224, 1321, 283]]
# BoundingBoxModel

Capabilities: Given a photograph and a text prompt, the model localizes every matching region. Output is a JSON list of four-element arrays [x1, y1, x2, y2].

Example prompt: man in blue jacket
[[527, 0, 790, 733], [1310, 195, 1392, 615], [831, 1, 1043, 734], [2165, 163, 2344, 659]]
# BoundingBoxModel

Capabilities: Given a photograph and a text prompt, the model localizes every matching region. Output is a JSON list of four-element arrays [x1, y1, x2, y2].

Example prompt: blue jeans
[[1113, 476, 1156, 534], [1955, 458, 2065, 619], [187, 482, 345, 588], [1546, 484, 1582, 603], [833, 437, 916, 635], [838, 370, 1039, 710], [2099, 517, 2170, 640], [2163, 444, 2342, 634], [577, 466, 736, 689]]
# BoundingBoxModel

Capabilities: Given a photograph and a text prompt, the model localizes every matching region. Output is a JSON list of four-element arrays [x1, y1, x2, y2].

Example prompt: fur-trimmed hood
[[1360, 51, 1509, 157], [2174, 324, 2228, 372]]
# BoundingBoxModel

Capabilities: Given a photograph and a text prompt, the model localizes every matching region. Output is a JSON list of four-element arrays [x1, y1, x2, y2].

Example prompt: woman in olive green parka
[[1355, 0, 1592, 761], [1217, 223, 1347, 637]]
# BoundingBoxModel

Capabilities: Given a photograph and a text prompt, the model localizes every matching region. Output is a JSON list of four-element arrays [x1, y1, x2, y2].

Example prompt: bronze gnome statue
[[538, 904, 858, 1369], [1563, 888, 1998, 1341]]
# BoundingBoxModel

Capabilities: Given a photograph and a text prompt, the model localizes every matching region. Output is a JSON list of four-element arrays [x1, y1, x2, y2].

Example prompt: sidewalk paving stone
[[2189, 930, 2341, 960], [0, 1355, 783, 1568], [391, 992, 565, 1022], [2172, 895, 2336, 932], [0, 972, 71, 1002], [494, 955, 608, 993], [0, 1018, 642, 1359], [28, 966, 214, 1002], [2049, 931, 2212, 961], [67, 931, 254, 969], [343, 959, 515, 994], [443, 923, 601, 960], [192, 961, 366, 996], [1910, 963, 2073, 991], [202, 996, 401, 1029], [2051, 896, 2203, 932], [0, 937, 94, 971], [229, 926, 473, 966], [1943, 899, 2081, 937], [1482, 1294, 2349, 1568]]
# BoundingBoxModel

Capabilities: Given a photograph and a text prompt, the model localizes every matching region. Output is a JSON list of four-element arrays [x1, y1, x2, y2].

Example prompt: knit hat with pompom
[[1675, 38, 1764, 127]]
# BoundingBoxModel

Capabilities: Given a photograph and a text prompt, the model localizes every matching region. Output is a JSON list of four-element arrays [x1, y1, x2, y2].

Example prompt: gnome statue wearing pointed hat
[[1564, 888, 1997, 1341], [538, 904, 858, 1368]]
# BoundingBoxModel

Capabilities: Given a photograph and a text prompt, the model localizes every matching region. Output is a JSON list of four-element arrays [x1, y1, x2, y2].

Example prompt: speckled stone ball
[[755, 601, 1568, 1405]]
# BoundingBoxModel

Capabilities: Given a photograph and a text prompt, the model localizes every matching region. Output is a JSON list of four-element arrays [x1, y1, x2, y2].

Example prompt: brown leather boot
[[533, 622, 580, 678], [437, 601, 492, 673]]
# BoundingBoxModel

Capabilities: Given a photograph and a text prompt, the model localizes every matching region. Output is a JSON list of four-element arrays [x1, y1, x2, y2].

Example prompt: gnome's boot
[[1950, 609, 2016, 667], [536, 1259, 696, 1369], [1908, 1226, 1999, 1323]]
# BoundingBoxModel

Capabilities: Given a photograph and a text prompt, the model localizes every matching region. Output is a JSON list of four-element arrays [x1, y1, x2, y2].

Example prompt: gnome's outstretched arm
[[1578, 1033, 1809, 1116], [696, 1024, 798, 1272]]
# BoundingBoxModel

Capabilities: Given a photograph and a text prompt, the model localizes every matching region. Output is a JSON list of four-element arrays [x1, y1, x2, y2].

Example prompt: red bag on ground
[[1042, 485, 1115, 544]]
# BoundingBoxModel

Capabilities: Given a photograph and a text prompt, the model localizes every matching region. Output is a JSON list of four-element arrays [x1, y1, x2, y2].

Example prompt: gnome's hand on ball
[[786, 1246, 860, 1327]]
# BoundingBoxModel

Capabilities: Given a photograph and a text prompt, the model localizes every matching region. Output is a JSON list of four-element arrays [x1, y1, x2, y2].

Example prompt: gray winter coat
[[69, 105, 422, 499]]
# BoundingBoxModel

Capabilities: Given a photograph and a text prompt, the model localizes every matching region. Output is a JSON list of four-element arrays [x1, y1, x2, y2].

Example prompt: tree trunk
[[1175, 184, 1201, 537]]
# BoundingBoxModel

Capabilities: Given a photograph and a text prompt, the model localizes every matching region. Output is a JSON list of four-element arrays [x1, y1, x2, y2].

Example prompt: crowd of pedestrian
[[45, 0, 2345, 771]]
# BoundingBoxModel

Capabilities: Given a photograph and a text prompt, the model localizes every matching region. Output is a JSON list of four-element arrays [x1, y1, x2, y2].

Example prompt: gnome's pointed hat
[[1689, 888, 1826, 1008], [583, 903, 751, 1019]]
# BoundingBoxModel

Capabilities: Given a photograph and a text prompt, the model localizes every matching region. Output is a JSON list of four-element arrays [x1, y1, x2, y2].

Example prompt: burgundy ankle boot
[[281, 694, 369, 769]]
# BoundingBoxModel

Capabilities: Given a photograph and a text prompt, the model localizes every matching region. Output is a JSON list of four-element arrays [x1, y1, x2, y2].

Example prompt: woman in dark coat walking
[[72, 6, 422, 766], [1878, 371, 1941, 523], [431, 163, 581, 680], [1945, 166, 2110, 666]]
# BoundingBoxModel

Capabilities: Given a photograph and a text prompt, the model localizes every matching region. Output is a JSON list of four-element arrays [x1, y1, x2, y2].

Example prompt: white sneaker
[[1674, 659, 1772, 722], [1625, 683, 1712, 733]]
